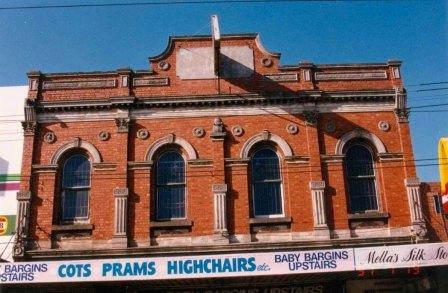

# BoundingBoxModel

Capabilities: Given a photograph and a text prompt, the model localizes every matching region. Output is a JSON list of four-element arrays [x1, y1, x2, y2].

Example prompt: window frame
[[60, 153, 91, 223], [249, 145, 285, 218], [433, 194, 443, 214], [344, 142, 380, 214], [154, 150, 187, 221]]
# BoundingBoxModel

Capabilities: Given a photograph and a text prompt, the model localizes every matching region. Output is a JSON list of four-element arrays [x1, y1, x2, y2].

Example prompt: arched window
[[251, 148, 283, 217], [156, 151, 185, 220], [345, 144, 378, 213], [61, 154, 91, 221]]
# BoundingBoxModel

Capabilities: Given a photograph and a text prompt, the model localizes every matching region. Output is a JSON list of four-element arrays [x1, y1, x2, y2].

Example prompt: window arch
[[250, 147, 283, 217], [155, 151, 186, 220], [61, 154, 91, 222], [344, 143, 378, 213]]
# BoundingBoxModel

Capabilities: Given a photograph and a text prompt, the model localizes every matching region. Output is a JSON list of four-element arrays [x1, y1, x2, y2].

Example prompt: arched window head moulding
[[50, 138, 102, 165], [335, 129, 386, 155], [240, 130, 293, 159], [145, 133, 198, 162]]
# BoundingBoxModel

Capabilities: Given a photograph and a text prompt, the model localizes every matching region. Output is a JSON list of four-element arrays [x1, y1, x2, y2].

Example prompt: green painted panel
[[0, 215, 17, 236], [0, 174, 20, 182]]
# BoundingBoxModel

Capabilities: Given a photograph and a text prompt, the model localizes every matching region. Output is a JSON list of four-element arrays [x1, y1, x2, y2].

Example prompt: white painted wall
[[0, 85, 27, 262]]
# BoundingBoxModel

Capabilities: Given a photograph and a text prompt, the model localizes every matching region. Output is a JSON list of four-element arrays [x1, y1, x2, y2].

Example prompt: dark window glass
[[251, 148, 282, 216], [345, 144, 378, 213], [156, 151, 185, 220], [434, 195, 443, 214], [61, 154, 90, 221]]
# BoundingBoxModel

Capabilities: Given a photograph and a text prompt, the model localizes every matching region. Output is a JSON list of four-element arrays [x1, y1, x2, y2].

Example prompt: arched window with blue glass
[[61, 154, 91, 221], [344, 143, 379, 213], [250, 147, 283, 217], [156, 151, 186, 220]]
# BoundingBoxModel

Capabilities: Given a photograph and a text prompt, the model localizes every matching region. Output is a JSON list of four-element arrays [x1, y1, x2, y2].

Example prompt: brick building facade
[[4, 33, 447, 292]]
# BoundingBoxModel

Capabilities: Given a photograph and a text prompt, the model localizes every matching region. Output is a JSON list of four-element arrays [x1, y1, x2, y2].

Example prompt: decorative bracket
[[115, 118, 131, 133]]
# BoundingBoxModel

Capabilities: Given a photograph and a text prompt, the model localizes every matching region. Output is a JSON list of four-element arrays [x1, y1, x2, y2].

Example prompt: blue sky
[[0, 0, 447, 181]]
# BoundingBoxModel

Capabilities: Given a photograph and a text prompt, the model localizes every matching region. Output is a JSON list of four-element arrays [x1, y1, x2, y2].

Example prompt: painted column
[[112, 187, 128, 247], [309, 181, 330, 238], [212, 184, 228, 233], [405, 178, 427, 238], [14, 190, 31, 257], [210, 117, 229, 243], [15, 88, 38, 258], [113, 114, 131, 247], [303, 106, 323, 182]]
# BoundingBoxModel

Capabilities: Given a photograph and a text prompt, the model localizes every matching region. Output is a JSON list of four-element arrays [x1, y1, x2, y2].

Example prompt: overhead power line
[[407, 81, 448, 87], [0, 0, 411, 10], [409, 102, 448, 109], [409, 87, 448, 93]]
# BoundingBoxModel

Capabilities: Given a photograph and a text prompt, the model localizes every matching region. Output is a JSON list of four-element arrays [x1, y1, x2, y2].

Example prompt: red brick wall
[[22, 34, 422, 246], [421, 182, 448, 241]]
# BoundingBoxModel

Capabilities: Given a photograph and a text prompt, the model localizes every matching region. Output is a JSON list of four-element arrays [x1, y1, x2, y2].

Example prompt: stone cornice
[[24, 235, 415, 260], [35, 91, 396, 113], [40, 71, 119, 78]]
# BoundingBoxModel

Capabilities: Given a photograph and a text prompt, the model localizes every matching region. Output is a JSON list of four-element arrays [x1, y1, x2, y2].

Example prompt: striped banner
[[0, 173, 20, 193]]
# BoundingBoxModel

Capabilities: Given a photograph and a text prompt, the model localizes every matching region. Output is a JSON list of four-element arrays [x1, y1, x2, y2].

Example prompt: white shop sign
[[0, 248, 354, 284], [1, 242, 447, 284], [355, 242, 448, 270]]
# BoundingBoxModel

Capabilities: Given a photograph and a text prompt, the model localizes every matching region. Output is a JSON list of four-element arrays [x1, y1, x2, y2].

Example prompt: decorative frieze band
[[264, 73, 298, 82], [133, 77, 169, 86], [43, 79, 116, 90], [315, 71, 387, 81]]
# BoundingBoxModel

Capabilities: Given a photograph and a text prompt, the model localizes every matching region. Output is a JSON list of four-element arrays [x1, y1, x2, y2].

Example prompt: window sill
[[250, 217, 292, 225], [348, 212, 390, 221], [52, 224, 93, 232], [150, 219, 192, 229]]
